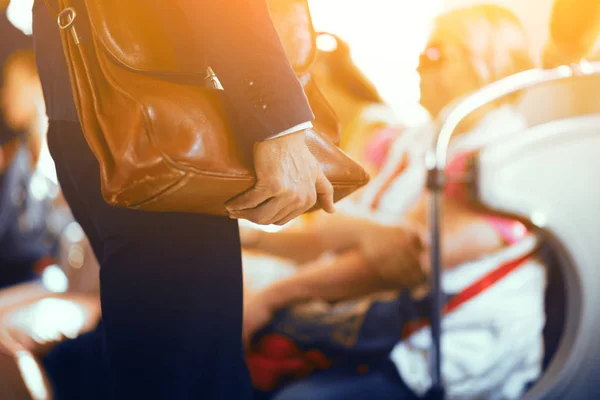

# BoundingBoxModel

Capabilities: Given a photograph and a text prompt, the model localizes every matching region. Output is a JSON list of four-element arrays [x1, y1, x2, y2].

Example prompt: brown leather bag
[[44, 0, 368, 216]]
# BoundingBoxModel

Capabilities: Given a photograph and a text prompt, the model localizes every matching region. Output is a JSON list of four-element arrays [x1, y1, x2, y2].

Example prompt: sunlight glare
[[308, 0, 442, 125]]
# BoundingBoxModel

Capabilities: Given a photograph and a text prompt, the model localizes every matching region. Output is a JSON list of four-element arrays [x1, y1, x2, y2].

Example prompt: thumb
[[315, 172, 335, 214]]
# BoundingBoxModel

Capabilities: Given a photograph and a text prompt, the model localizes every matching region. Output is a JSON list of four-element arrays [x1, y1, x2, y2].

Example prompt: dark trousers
[[46, 121, 252, 399]]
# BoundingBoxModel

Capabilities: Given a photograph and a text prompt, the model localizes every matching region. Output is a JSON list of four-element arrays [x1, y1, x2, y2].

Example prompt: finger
[[269, 203, 297, 225], [315, 172, 335, 214], [234, 198, 282, 225], [270, 192, 314, 226], [226, 184, 273, 214], [273, 208, 302, 226]]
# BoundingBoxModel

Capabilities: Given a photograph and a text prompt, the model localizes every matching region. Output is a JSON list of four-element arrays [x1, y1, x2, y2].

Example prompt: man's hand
[[226, 131, 335, 225]]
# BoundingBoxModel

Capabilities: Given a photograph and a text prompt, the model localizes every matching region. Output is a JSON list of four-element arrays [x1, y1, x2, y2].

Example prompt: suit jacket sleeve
[[175, 0, 315, 146]]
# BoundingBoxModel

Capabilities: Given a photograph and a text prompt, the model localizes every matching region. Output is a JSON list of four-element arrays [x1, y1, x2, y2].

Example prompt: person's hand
[[358, 222, 429, 289], [243, 291, 277, 347], [226, 131, 335, 226]]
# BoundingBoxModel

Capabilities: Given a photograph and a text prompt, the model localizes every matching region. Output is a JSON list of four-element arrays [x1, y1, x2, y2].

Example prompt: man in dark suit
[[33, 0, 334, 398]]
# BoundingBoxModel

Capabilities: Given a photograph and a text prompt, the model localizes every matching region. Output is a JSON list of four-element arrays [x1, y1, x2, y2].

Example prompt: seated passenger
[[311, 33, 400, 176], [243, 5, 544, 400]]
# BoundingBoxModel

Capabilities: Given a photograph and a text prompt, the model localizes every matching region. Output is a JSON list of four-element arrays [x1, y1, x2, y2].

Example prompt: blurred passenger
[[2, 50, 45, 165], [312, 33, 400, 175], [543, 0, 600, 68], [1, 1, 33, 114], [243, 5, 544, 400], [0, 49, 59, 288], [0, 0, 34, 165]]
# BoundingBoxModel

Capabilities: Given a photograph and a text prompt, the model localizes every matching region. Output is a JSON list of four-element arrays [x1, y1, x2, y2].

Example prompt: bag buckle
[[57, 8, 80, 45]]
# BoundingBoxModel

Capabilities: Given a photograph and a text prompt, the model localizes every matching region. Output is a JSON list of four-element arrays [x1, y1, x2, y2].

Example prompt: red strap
[[369, 152, 409, 211], [402, 254, 531, 339]]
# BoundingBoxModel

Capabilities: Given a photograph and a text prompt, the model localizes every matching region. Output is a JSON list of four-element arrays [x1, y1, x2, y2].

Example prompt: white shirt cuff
[[265, 121, 313, 140]]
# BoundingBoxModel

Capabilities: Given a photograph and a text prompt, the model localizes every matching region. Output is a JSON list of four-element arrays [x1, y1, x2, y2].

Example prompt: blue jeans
[[268, 361, 418, 400]]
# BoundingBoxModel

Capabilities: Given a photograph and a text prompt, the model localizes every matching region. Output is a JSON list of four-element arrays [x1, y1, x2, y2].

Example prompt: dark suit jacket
[[32, 0, 314, 149]]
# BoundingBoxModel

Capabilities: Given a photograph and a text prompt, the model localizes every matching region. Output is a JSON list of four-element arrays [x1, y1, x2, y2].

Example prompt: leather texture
[[301, 73, 343, 145], [49, 0, 366, 215]]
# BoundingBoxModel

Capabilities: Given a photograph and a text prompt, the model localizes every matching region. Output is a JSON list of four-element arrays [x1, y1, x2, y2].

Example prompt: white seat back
[[475, 115, 600, 399]]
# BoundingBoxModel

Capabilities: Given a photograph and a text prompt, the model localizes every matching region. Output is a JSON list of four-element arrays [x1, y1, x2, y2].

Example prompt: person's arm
[[265, 228, 427, 304], [243, 249, 390, 342], [260, 249, 384, 307], [242, 228, 329, 263], [243, 226, 427, 342], [175, 0, 314, 145], [176, 0, 335, 226], [241, 212, 373, 263], [405, 195, 504, 269]]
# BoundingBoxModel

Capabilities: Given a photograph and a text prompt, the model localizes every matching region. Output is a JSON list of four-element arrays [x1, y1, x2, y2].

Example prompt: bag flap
[[83, 0, 203, 74], [84, 0, 316, 76]]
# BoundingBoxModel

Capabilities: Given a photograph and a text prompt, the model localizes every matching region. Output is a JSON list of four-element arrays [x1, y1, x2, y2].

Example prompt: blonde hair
[[436, 4, 535, 89]]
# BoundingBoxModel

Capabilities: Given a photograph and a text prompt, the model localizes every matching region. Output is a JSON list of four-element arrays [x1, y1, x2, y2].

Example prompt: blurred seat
[[469, 114, 600, 399], [519, 74, 600, 125]]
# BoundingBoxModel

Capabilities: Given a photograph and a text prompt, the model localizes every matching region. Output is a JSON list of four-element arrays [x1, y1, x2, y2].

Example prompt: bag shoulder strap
[[42, 0, 59, 18]]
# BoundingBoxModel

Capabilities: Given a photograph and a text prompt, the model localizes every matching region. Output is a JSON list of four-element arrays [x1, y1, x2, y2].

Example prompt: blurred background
[[310, 0, 560, 125], [5, 0, 597, 182], [5, 0, 574, 183], [2, 0, 600, 399]]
